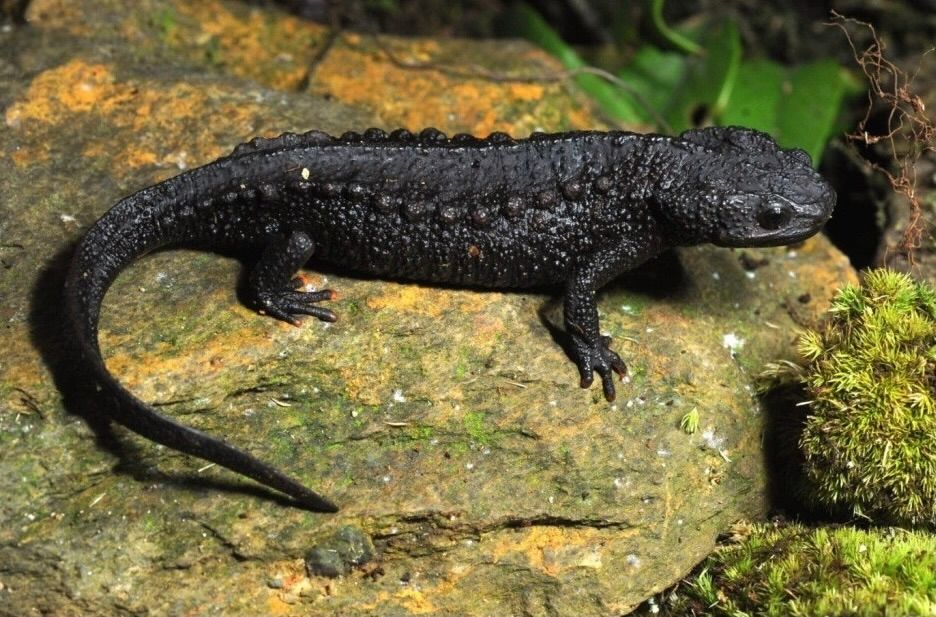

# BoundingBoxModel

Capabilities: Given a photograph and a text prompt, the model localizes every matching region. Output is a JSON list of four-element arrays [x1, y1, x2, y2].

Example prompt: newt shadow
[[29, 243, 309, 510]]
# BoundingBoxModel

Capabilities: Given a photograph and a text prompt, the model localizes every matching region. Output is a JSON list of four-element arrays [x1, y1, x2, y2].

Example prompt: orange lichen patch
[[394, 587, 437, 614], [313, 37, 591, 135], [332, 330, 406, 405], [565, 105, 597, 132], [168, 1, 327, 91], [469, 311, 505, 341], [487, 526, 611, 576], [106, 81, 256, 168], [123, 149, 161, 169], [768, 239, 855, 327], [789, 236, 858, 290], [359, 574, 462, 615], [22, 0, 92, 34], [365, 285, 453, 318], [5, 61, 125, 127], [5, 56, 269, 171], [507, 83, 546, 102], [9, 143, 53, 167], [100, 323, 274, 395], [264, 594, 294, 616], [313, 43, 492, 133], [401, 38, 441, 61]]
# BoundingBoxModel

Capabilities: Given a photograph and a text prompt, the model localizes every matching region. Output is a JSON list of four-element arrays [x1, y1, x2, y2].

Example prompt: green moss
[[453, 347, 472, 381], [614, 295, 648, 317], [342, 299, 364, 318], [409, 425, 433, 441], [203, 35, 222, 65], [763, 269, 936, 526], [394, 341, 422, 362], [627, 363, 648, 386], [463, 411, 493, 445], [388, 425, 435, 446], [661, 522, 936, 617], [141, 512, 161, 535], [448, 440, 470, 456], [680, 407, 700, 434], [153, 7, 177, 37]]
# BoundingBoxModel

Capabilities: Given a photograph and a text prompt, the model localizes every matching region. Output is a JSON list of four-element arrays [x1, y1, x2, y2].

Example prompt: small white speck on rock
[[722, 333, 745, 353], [701, 428, 726, 450]]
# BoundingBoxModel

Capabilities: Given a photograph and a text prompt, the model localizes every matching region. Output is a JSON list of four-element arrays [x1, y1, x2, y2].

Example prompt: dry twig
[[830, 11, 936, 261]]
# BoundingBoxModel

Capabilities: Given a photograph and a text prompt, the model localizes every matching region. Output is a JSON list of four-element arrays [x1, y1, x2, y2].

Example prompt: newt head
[[663, 126, 836, 248]]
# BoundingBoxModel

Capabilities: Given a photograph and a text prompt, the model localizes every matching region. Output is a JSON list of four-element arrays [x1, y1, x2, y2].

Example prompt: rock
[[305, 525, 377, 578], [0, 1, 856, 615]]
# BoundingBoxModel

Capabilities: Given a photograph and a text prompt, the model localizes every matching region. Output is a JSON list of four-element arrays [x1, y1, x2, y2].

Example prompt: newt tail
[[64, 172, 339, 512]]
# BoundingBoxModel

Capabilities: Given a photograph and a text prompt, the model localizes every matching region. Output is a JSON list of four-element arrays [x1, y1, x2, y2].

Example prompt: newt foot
[[257, 278, 337, 326], [573, 335, 627, 402]]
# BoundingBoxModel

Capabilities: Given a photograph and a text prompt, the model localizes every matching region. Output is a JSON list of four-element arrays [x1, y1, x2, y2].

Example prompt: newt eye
[[756, 201, 793, 230]]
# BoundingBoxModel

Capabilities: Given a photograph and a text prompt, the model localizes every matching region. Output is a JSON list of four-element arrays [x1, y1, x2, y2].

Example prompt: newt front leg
[[564, 237, 662, 401], [564, 283, 627, 401]]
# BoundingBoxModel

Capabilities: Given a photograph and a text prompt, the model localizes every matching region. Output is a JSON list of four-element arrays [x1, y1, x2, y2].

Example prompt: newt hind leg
[[248, 231, 337, 325]]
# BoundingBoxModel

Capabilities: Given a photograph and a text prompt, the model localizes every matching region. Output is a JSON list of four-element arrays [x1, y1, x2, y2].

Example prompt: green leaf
[[663, 19, 741, 133], [719, 59, 785, 134], [721, 58, 853, 164], [646, 0, 702, 55], [775, 59, 851, 165], [616, 45, 688, 126], [503, 3, 644, 124]]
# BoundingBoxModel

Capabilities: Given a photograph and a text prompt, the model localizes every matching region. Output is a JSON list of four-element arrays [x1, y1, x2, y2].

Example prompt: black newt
[[64, 126, 836, 511]]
